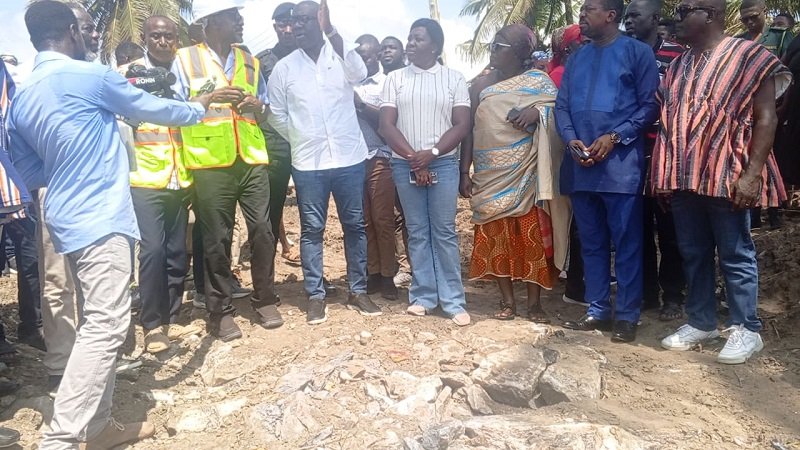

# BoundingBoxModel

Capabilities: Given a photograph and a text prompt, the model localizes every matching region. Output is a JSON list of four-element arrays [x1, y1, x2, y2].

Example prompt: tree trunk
[[564, 0, 575, 24], [429, 0, 447, 64]]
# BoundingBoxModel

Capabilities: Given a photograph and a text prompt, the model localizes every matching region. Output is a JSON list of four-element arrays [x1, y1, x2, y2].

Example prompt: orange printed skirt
[[468, 208, 554, 288]]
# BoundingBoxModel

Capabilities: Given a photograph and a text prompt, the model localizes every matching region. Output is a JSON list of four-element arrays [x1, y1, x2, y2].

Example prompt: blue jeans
[[671, 192, 761, 332], [292, 162, 367, 300], [570, 192, 643, 323], [392, 157, 466, 316]]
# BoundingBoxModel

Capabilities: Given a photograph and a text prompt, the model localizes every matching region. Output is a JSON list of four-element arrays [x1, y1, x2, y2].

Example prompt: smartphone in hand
[[569, 144, 591, 161]]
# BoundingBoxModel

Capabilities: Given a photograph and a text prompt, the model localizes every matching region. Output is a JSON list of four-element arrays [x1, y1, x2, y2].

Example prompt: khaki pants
[[35, 189, 77, 377], [41, 233, 132, 448]]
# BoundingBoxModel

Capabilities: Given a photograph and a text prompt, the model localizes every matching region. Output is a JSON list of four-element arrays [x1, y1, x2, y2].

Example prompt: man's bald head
[[144, 15, 178, 35], [294, 1, 319, 15], [142, 15, 179, 67], [740, 0, 765, 11], [629, 0, 660, 16]]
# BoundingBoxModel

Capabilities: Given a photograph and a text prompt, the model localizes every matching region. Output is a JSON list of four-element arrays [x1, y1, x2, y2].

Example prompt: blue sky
[[0, 0, 484, 77]]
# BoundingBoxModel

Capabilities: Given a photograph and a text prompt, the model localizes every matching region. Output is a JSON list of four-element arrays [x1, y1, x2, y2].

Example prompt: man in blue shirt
[[555, 0, 659, 343], [8, 2, 208, 448]]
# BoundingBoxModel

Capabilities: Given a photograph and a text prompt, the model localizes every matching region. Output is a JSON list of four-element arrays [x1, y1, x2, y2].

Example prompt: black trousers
[[565, 219, 585, 300], [643, 196, 685, 306], [131, 187, 189, 330], [267, 151, 292, 246], [3, 215, 42, 336], [192, 158, 277, 315], [192, 222, 205, 295]]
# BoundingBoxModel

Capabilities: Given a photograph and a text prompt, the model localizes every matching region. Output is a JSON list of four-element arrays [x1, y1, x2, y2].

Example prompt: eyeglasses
[[674, 5, 715, 21], [490, 42, 512, 53], [289, 15, 316, 26]]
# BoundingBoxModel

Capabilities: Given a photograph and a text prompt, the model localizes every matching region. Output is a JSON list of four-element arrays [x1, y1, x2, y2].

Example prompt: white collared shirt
[[268, 40, 369, 171], [380, 63, 470, 158]]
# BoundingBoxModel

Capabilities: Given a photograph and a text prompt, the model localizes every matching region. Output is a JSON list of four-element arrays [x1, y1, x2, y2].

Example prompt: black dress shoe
[[611, 320, 638, 343], [562, 314, 612, 331]]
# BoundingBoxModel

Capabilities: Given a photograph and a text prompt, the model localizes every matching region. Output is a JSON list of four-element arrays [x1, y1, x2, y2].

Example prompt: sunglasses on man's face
[[490, 42, 512, 53], [674, 5, 715, 21], [289, 15, 316, 26]]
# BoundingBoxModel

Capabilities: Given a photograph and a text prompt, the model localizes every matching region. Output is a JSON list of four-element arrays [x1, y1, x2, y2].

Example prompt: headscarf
[[549, 24, 582, 70], [496, 24, 537, 69]]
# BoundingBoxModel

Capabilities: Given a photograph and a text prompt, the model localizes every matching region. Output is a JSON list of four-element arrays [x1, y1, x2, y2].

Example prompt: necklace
[[681, 50, 712, 82]]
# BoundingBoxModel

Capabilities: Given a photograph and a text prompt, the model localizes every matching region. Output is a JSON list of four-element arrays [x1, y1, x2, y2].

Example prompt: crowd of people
[[0, 0, 795, 447]]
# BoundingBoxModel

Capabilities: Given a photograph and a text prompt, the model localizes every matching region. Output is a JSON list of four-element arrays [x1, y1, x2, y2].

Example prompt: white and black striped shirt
[[380, 63, 470, 158]]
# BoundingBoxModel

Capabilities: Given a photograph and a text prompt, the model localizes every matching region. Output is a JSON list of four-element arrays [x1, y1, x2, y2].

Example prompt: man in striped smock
[[653, 0, 791, 364]]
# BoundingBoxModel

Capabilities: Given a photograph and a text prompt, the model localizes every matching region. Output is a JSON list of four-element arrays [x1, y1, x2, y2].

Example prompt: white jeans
[[41, 233, 132, 449]]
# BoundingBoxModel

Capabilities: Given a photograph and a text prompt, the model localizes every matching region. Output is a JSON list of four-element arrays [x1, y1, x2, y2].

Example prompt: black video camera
[[125, 64, 176, 100]]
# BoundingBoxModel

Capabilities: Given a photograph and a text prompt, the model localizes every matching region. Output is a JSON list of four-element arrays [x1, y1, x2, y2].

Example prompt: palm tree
[[79, 0, 192, 63], [458, 0, 576, 64], [429, 0, 448, 63], [460, 0, 799, 64]]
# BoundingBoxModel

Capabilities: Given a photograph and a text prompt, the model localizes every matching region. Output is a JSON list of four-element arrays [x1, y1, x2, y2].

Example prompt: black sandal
[[526, 306, 551, 324], [659, 302, 684, 321], [493, 303, 516, 321]]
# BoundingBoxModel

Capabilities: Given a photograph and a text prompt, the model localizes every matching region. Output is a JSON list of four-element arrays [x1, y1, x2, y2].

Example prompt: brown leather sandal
[[492, 303, 516, 321]]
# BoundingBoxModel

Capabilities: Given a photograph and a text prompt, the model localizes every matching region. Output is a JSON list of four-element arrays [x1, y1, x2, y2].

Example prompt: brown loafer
[[81, 418, 155, 449]]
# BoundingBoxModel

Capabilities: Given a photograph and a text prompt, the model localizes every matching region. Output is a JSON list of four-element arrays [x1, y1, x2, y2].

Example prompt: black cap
[[272, 2, 295, 20]]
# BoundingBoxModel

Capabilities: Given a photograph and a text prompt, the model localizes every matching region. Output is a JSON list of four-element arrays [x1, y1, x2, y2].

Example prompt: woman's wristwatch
[[431, 147, 440, 156]]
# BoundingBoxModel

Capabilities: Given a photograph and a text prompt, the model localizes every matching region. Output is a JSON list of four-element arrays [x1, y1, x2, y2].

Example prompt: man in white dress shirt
[[268, 0, 382, 325]]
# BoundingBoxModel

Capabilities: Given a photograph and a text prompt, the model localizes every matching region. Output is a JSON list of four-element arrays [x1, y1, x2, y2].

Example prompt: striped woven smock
[[651, 37, 792, 207]]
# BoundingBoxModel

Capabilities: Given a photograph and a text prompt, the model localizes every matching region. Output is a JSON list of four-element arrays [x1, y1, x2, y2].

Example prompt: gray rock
[[278, 391, 321, 440], [420, 420, 464, 450], [465, 385, 493, 416], [470, 344, 549, 407], [384, 371, 419, 399], [434, 386, 452, 420], [247, 403, 282, 443], [390, 377, 443, 419], [199, 343, 246, 387], [460, 416, 650, 450], [416, 331, 437, 343], [175, 408, 214, 433], [537, 346, 604, 406], [276, 365, 315, 394], [440, 372, 472, 391], [403, 437, 425, 450], [311, 349, 355, 390]]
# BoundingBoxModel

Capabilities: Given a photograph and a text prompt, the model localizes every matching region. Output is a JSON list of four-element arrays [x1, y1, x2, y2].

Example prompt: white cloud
[[0, 0, 484, 82], [240, 0, 484, 79]]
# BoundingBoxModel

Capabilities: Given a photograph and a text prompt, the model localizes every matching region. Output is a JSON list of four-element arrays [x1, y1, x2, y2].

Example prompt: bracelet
[[325, 27, 338, 38]]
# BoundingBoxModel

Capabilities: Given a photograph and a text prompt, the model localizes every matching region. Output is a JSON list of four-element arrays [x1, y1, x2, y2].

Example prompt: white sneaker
[[717, 325, 764, 364], [393, 271, 412, 287], [661, 324, 720, 351]]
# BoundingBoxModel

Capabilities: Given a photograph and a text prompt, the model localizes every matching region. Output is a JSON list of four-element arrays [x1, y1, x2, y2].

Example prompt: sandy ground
[[0, 195, 798, 449]]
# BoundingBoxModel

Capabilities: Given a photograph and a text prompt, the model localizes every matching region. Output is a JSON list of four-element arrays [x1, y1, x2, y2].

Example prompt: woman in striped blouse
[[379, 19, 472, 326]]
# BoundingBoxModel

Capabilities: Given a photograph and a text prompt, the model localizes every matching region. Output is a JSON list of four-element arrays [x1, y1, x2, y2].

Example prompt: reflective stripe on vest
[[177, 44, 268, 169], [130, 122, 192, 189]]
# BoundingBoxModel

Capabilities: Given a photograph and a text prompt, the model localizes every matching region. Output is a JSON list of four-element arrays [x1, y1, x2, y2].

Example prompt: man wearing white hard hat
[[171, 0, 283, 341]]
